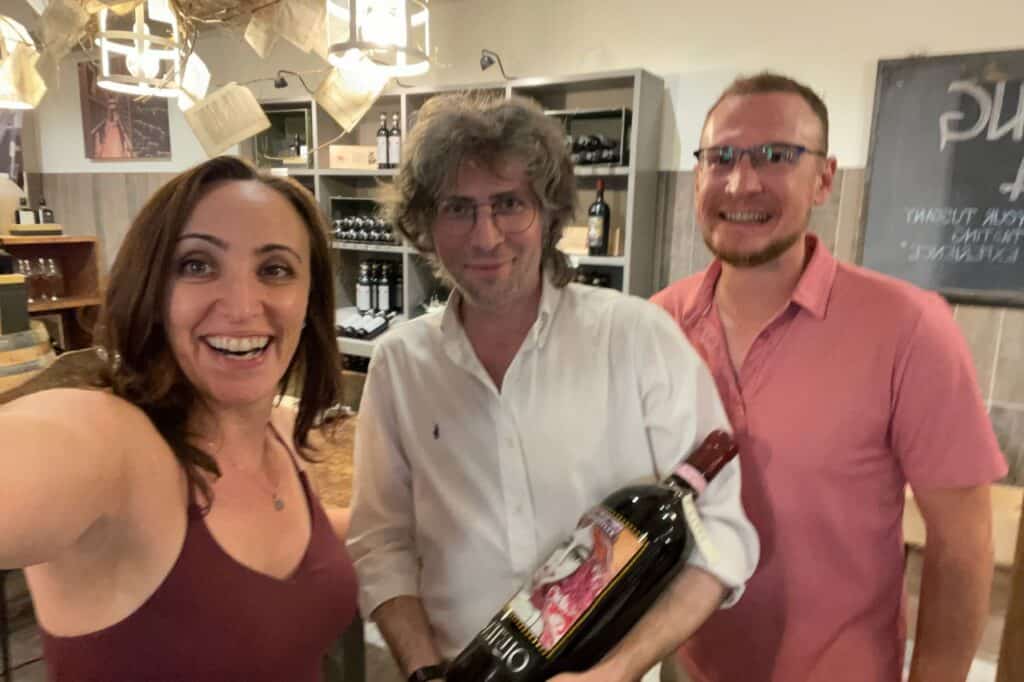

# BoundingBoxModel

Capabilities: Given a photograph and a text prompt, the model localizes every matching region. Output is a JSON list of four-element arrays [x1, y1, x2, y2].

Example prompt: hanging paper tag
[[682, 492, 719, 567]]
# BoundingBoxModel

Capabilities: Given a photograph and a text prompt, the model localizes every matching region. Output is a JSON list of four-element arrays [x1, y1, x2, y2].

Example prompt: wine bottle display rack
[[241, 69, 663, 358]]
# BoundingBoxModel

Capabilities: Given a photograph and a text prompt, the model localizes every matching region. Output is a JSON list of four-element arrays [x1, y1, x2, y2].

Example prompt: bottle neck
[[665, 430, 738, 496]]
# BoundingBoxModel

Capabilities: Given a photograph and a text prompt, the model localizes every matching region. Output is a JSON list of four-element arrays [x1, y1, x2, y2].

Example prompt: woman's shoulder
[[3, 387, 147, 428]]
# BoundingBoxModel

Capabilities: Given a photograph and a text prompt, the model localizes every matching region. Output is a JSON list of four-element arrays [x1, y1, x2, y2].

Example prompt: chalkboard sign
[[862, 50, 1024, 306]]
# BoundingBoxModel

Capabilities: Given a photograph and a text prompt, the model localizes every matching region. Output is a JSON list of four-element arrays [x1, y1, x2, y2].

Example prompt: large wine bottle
[[446, 430, 738, 681]]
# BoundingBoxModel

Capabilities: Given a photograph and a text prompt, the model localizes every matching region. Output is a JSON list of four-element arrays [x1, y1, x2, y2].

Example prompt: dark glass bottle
[[388, 113, 402, 169], [36, 197, 55, 224], [368, 262, 380, 312], [446, 430, 738, 682], [393, 267, 403, 312], [356, 262, 372, 314], [587, 179, 611, 256], [376, 113, 389, 169], [376, 263, 391, 312]]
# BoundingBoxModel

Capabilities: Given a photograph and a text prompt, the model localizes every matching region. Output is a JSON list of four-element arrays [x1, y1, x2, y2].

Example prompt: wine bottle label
[[356, 284, 371, 311], [377, 137, 388, 167], [504, 506, 645, 658], [587, 216, 605, 247], [389, 137, 401, 166]]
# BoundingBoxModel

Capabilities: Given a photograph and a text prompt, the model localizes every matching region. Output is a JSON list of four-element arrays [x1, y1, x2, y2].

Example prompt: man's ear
[[813, 156, 838, 206]]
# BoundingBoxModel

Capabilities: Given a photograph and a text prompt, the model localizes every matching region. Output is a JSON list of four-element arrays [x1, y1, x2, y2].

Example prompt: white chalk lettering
[[982, 208, 1024, 229], [905, 207, 979, 226], [988, 81, 1024, 142], [906, 243, 1019, 264], [999, 155, 1024, 202], [939, 81, 992, 151]]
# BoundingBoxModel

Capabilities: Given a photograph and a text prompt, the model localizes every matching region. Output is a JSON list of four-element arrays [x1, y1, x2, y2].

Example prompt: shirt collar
[[680, 234, 838, 325]]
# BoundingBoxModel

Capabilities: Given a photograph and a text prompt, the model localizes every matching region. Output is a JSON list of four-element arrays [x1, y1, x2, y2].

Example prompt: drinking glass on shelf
[[45, 258, 64, 300], [34, 257, 50, 301], [17, 259, 35, 303]]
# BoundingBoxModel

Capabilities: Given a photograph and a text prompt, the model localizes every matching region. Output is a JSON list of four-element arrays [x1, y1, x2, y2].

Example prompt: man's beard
[[704, 230, 802, 268]]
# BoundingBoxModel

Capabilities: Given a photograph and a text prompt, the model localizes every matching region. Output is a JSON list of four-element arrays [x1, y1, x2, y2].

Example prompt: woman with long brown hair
[[0, 156, 356, 681]]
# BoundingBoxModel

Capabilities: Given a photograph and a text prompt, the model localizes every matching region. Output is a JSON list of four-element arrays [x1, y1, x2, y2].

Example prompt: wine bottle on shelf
[[356, 262, 372, 314], [388, 113, 402, 169], [36, 197, 55, 224], [446, 430, 739, 681], [376, 263, 391, 312], [376, 113, 390, 170], [393, 267, 403, 312], [587, 179, 611, 256], [368, 262, 380, 312], [14, 197, 35, 225]]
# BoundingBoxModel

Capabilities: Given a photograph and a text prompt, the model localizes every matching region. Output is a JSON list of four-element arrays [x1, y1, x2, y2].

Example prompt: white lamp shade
[[96, 0, 183, 98]]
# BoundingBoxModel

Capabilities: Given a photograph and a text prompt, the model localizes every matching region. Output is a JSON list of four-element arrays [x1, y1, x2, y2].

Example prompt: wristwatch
[[408, 664, 447, 681]]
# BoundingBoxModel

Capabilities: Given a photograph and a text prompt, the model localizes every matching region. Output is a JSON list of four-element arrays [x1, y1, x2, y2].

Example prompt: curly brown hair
[[94, 156, 341, 505], [385, 92, 578, 287]]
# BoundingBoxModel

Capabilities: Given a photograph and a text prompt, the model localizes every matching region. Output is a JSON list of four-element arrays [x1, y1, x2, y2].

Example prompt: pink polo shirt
[[651, 235, 1006, 682]]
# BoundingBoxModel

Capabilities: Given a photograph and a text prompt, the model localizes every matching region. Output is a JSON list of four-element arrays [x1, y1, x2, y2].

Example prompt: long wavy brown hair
[[94, 156, 341, 505]]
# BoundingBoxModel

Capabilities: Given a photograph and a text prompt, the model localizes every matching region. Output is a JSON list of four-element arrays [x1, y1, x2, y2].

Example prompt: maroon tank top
[[39, 447, 358, 682]]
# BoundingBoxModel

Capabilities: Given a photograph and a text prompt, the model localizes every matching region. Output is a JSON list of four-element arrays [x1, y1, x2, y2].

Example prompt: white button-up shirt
[[347, 278, 759, 658]]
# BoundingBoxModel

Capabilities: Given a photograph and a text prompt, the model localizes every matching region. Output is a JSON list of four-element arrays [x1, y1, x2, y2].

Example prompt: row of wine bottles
[[567, 134, 624, 165], [355, 260, 402, 316], [332, 216, 400, 245], [445, 430, 739, 680], [13, 197, 56, 225], [573, 267, 614, 289], [376, 113, 402, 169]]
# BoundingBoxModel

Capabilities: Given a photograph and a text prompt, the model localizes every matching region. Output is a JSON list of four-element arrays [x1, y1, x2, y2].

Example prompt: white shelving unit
[[243, 69, 664, 356]]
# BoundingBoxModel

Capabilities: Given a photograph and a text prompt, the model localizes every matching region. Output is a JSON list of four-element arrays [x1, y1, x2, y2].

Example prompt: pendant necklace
[[211, 424, 285, 511]]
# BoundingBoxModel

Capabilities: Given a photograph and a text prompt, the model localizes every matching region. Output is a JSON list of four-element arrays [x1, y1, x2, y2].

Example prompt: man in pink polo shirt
[[652, 72, 1007, 682]]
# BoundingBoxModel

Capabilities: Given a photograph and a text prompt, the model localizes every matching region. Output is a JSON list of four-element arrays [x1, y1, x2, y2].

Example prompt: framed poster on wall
[[77, 61, 172, 160], [861, 50, 1024, 307]]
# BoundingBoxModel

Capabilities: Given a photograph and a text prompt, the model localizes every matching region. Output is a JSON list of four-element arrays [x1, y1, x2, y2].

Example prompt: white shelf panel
[[574, 165, 630, 176], [337, 336, 377, 358], [331, 241, 406, 254], [565, 254, 626, 267], [320, 169, 397, 177]]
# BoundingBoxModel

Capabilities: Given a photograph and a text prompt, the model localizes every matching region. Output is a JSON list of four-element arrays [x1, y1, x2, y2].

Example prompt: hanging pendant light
[[96, 0, 183, 98], [326, 0, 430, 78], [0, 15, 46, 110]]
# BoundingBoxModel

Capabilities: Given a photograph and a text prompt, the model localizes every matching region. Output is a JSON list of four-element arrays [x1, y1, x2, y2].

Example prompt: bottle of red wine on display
[[388, 113, 402, 168], [376, 113, 389, 169], [446, 430, 738, 682], [587, 179, 611, 256]]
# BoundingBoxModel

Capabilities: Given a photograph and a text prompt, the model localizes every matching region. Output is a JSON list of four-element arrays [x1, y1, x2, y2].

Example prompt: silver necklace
[[210, 426, 285, 511]]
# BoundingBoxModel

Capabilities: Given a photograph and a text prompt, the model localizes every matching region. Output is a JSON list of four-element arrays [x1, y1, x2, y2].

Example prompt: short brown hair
[[95, 156, 341, 505], [704, 72, 830, 151], [386, 93, 577, 287]]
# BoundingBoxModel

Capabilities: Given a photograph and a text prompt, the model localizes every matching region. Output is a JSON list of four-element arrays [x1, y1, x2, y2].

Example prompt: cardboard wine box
[[329, 145, 379, 170]]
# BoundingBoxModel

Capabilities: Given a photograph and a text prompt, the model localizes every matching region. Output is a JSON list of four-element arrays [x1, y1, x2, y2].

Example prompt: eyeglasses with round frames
[[434, 193, 537, 236]]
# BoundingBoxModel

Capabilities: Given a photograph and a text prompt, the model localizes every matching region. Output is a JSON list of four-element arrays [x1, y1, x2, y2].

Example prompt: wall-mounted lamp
[[480, 49, 513, 80]]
